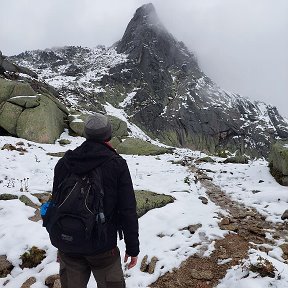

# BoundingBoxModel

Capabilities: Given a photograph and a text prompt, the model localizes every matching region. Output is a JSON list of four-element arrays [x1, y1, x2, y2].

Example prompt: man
[[52, 113, 139, 288]]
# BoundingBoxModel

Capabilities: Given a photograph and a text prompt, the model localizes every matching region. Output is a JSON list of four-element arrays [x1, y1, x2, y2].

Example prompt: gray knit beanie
[[83, 113, 112, 142]]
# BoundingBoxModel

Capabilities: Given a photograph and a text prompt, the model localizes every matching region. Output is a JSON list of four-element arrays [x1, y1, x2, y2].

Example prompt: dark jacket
[[52, 140, 139, 257]]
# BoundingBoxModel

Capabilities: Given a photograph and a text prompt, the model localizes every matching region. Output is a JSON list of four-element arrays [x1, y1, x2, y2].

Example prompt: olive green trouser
[[59, 247, 125, 288]]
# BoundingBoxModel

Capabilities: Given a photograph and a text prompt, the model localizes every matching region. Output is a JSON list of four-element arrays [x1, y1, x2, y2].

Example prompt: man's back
[[52, 140, 139, 257], [48, 113, 139, 288]]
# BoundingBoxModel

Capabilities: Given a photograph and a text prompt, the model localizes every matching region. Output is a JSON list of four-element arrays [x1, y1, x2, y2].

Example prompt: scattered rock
[[249, 256, 276, 278], [45, 274, 60, 288], [190, 269, 213, 280], [219, 224, 238, 232], [218, 246, 229, 259], [196, 157, 215, 163], [258, 180, 264, 183], [58, 139, 71, 146], [148, 257, 158, 274], [197, 175, 213, 181], [234, 212, 250, 219], [20, 247, 46, 269], [220, 218, 230, 225], [140, 255, 158, 274], [187, 224, 202, 234], [46, 152, 66, 158], [20, 277, 36, 288], [281, 210, 288, 220], [248, 226, 266, 237], [280, 243, 288, 256], [198, 196, 208, 205], [223, 156, 249, 164], [16, 147, 28, 153], [19, 195, 37, 208], [0, 194, 18, 201], [16, 141, 25, 146], [140, 255, 148, 272], [0, 255, 13, 278], [28, 209, 41, 222], [1, 144, 16, 151], [203, 169, 215, 173], [258, 246, 273, 254], [135, 190, 174, 217]]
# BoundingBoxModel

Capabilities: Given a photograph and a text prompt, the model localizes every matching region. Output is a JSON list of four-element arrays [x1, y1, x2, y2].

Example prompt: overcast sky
[[1, 0, 287, 117]]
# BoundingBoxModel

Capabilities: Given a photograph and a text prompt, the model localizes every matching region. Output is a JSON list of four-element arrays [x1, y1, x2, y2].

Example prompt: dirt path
[[150, 164, 288, 288]]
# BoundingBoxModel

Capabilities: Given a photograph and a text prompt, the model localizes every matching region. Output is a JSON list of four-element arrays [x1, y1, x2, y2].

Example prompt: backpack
[[43, 166, 108, 255]]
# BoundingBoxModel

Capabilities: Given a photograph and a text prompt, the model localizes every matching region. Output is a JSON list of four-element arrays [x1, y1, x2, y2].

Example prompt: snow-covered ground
[[0, 129, 288, 287]]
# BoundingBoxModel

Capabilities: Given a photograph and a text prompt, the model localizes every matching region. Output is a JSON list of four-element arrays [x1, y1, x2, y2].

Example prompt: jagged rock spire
[[117, 3, 170, 56], [116, 3, 197, 71]]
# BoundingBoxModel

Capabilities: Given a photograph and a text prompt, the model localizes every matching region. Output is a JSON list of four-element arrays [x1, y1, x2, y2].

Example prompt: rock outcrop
[[0, 255, 13, 278], [116, 138, 172, 155], [0, 51, 37, 78], [135, 190, 175, 217], [0, 78, 67, 143], [8, 4, 288, 157], [68, 112, 128, 139], [112, 3, 288, 157], [269, 141, 288, 186]]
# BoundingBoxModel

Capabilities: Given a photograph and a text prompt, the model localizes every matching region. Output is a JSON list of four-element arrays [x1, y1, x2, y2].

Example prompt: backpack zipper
[[58, 182, 78, 208], [85, 185, 93, 214]]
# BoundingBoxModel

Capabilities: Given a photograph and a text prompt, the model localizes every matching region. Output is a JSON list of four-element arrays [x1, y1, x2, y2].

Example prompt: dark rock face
[[0, 50, 37, 78], [8, 3, 288, 157], [111, 4, 288, 157]]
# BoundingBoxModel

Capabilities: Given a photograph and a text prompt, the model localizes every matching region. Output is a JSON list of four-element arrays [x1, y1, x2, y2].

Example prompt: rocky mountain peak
[[5, 4, 288, 158], [116, 3, 192, 67], [134, 3, 158, 23]]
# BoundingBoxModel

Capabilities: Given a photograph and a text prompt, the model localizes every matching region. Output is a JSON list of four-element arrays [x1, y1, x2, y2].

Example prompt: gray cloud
[[1, 0, 287, 117]]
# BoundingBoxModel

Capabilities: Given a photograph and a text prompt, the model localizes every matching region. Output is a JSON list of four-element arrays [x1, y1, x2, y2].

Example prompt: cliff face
[[109, 3, 288, 156], [9, 3, 288, 157]]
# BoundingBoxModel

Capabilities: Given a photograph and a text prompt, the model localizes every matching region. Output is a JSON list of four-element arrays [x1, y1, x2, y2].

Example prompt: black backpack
[[43, 166, 108, 255]]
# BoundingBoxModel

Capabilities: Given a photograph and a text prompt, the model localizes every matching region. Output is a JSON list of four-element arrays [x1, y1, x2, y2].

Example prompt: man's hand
[[124, 253, 138, 269]]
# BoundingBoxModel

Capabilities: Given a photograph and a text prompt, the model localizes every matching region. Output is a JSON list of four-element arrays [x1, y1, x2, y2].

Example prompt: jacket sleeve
[[117, 159, 139, 257]]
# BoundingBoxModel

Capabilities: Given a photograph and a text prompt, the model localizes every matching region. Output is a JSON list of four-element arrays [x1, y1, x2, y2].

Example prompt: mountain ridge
[[6, 3, 288, 157]]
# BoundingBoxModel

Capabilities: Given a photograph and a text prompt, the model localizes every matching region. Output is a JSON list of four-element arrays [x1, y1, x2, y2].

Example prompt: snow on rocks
[[1, 131, 288, 287]]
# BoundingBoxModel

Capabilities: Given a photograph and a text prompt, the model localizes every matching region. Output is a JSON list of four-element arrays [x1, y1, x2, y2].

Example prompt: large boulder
[[68, 112, 128, 139], [16, 95, 66, 143], [0, 51, 38, 78], [109, 115, 128, 138], [135, 190, 175, 217], [0, 255, 13, 278], [116, 138, 173, 155], [0, 78, 68, 143], [8, 95, 40, 108], [0, 78, 36, 105], [0, 101, 23, 135], [68, 113, 86, 136], [269, 141, 288, 186]]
